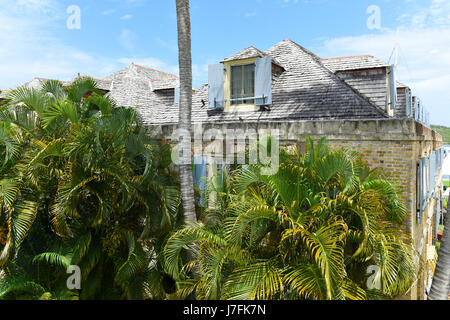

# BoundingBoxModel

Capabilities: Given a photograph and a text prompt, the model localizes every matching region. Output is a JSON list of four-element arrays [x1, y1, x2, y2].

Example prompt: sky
[[0, 0, 449, 126]]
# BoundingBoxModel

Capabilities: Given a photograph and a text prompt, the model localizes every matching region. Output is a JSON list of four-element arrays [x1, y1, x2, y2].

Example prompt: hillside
[[431, 125, 450, 145]]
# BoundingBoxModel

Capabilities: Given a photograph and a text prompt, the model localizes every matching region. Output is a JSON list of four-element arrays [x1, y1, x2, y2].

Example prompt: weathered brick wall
[[148, 118, 442, 300], [312, 129, 442, 300], [324, 137, 442, 300], [327, 139, 416, 231]]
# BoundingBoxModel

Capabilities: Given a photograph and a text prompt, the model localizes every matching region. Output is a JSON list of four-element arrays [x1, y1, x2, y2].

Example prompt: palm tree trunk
[[428, 194, 450, 300], [175, 0, 196, 224]]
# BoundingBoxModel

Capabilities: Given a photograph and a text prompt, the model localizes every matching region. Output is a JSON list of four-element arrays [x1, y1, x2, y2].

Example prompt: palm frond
[[164, 223, 226, 280], [11, 200, 38, 249], [284, 263, 327, 300], [222, 262, 284, 300], [32, 252, 71, 269], [66, 78, 99, 104]]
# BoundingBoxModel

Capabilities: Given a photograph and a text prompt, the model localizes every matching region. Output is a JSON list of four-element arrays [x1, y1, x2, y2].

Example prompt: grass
[[431, 125, 450, 145]]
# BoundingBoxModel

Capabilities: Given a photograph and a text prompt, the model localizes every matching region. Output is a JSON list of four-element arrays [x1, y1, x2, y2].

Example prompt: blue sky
[[1, 0, 449, 125]]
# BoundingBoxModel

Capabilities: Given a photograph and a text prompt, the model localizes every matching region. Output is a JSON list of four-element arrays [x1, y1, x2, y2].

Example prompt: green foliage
[[1, 78, 420, 300], [164, 137, 419, 300], [431, 125, 450, 144], [0, 79, 182, 300]]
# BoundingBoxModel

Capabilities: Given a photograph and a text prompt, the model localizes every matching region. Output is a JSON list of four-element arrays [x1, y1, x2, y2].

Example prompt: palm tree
[[428, 194, 450, 300], [175, 0, 196, 224], [164, 137, 419, 300], [0, 79, 182, 299]]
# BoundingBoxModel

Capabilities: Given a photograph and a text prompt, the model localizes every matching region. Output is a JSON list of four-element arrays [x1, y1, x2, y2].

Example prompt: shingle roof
[[222, 46, 269, 62], [105, 63, 179, 97], [396, 80, 408, 89], [150, 78, 180, 91], [23, 77, 50, 90], [321, 55, 388, 72], [103, 63, 179, 122], [4, 41, 391, 127], [321, 56, 409, 112], [107, 63, 177, 82], [142, 39, 387, 126], [221, 45, 283, 68]]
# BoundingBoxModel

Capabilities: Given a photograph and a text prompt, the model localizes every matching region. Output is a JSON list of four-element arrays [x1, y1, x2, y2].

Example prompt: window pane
[[243, 64, 255, 104], [230, 64, 255, 105], [243, 65, 255, 95], [231, 65, 242, 99]]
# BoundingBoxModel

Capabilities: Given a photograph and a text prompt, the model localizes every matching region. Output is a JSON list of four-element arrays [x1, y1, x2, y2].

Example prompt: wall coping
[[146, 118, 442, 143]]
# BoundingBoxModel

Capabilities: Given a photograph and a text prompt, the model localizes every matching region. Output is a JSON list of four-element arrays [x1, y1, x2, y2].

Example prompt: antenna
[[388, 43, 399, 67], [394, 43, 399, 67], [388, 28, 400, 67]]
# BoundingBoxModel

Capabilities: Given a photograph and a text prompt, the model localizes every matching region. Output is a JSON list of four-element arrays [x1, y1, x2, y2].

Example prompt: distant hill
[[431, 125, 450, 145]]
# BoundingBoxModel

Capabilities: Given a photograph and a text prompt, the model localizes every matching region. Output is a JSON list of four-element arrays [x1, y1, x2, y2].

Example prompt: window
[[208, 57, 273, 111], [230, 64, 255, 105], [193, 156, 207, 207]]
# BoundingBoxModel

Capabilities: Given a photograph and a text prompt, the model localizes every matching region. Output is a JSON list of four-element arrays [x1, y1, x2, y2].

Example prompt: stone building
[[1, 39, 443, 300]]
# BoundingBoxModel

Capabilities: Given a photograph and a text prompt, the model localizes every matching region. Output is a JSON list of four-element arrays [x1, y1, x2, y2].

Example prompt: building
[[1, 39, 443, 300]]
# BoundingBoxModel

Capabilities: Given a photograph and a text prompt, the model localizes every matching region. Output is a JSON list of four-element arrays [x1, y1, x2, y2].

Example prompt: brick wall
[[327, 140, 416, 229], [149, 118, 443, 300], [324, 137, 442, 300]]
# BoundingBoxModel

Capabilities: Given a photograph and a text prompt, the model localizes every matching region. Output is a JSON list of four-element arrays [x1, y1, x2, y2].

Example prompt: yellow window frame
[[224, 57, 259, 112]]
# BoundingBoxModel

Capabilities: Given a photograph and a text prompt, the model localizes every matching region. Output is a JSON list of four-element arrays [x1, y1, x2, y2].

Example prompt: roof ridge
[[247, 45, 266, 54], [131, 63, 178, 78], [222, 45, 268, 62], [79, 75, 112, 82], [320, 54, 373, 61], [279, 39, 323, 61], [150, 77, 179, 82], [396, 80, 408, 88], [236, 45, 263, 52]]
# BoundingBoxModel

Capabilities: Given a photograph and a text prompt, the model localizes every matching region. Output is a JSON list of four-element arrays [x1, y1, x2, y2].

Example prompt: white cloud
[[317, 1, 450, 126], [120, 14, 133, 20], [102, 9, 115, 15], [0, 0, 86, 88], [397, 0, 450, 28], [0, 1, 172, 91]]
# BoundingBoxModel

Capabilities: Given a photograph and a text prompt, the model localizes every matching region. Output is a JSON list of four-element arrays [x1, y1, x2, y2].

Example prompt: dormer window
[[230, 63, 255, 105], [208, 54, 275, 112]]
